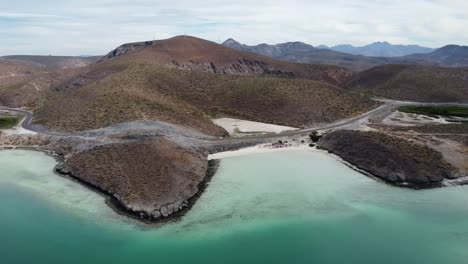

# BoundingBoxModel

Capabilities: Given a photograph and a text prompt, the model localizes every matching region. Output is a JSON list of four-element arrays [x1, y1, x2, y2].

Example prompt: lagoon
[[1, 150, 468, 264]]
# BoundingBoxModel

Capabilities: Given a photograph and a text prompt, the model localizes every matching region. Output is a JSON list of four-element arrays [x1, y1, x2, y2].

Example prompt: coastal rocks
[[309, 131, 322, 143], [317, 130, 457, 188], [58, 137, 214, 222]]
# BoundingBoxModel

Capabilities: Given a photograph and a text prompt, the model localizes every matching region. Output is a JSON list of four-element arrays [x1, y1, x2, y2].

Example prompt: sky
[[0, 0, 467, 56]]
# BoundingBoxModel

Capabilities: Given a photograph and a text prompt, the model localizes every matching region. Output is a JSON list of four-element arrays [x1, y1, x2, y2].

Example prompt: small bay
[[1, 150, 468, 264]]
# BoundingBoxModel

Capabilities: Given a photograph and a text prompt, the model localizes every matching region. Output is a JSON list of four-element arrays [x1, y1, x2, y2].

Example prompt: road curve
[[0, 107, 34, 131], [1, 100, 467, 143]]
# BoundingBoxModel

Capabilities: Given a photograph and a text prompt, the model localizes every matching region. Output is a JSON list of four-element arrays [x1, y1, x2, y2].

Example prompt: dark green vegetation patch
[[0, 116, 21, 129], [398, 105, 468, 118]]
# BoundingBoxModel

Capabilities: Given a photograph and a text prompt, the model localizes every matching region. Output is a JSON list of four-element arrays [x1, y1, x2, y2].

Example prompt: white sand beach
[[212, 118, 297, 136]]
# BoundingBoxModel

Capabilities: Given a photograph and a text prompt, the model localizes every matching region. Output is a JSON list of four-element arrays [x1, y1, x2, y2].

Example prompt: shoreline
[[0, 146, 221, 225], [209, 142, 468, 190], [2, 138, 465, 226], [208, 142, 314, 159], [54, 156, 222, 225]]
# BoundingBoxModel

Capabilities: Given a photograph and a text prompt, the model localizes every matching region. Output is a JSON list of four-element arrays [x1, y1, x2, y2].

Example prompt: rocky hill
[[100, 36, 353, 85], [318, 130, 457, 188], [2, 55, 99, 70], [33, 36, 378, 135], [58, 137, 211, 221], [0, 58, 85, 108], [403, 45, 468, 67], [345, 64, 468, 102]]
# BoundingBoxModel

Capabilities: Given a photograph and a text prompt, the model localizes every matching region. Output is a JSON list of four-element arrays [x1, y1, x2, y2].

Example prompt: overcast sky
[[0, 0, 467, 55]]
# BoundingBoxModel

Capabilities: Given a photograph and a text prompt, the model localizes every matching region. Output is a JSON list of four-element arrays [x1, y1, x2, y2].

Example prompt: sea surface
[[1, 149, 468, 264]]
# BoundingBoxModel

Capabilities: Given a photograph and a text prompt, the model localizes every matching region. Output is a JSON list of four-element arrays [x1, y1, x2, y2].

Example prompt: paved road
[[1, 99, 467, 144], [0, 107, 34, 131]]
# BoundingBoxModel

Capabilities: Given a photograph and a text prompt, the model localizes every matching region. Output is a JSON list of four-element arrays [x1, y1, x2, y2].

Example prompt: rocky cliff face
[[318, 130, 457, 188], [99, 41, 154, 61], [166, 58, 296, 78]]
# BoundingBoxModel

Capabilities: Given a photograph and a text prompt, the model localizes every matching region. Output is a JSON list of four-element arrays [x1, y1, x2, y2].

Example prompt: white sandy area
[[212, 118, 297, 136], [209, 143, 316, 160], [382, 111, 453, 126]]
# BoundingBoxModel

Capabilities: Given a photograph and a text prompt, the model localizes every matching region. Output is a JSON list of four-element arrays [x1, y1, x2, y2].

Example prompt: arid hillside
[[34, 64, 377, 136], [99, 36, 353, 85], [318, 130, 457, 188], [59, 137, 209, 220], [0, 58, 85, 108], [33, 36, 378, 135], [0, 59, 47, 108], [2, 55, 99, 70], [403, 45, 468, 67], [345, 64, 468, 102]]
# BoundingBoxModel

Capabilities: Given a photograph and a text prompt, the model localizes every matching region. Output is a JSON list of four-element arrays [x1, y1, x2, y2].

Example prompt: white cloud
[[0, 0, 466, 55]]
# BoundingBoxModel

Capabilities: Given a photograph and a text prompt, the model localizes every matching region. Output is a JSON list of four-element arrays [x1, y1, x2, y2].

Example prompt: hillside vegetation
[[2, 55, 99, 70], [0, 57, 92, 108], [34, 62, 377, 136], [0, 116, 21, 129], [32, 36, 379, 135], [318, 130, 456, 188], [60, 137, 209, 220], [100, 36, 354, 85], [346, 64, 468, 102]]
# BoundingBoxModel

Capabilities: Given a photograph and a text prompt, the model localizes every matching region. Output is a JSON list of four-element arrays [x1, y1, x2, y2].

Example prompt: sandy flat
[[382, 111, 453, 126], [208, 143, 315, 160], [212, 118, 297, 136]]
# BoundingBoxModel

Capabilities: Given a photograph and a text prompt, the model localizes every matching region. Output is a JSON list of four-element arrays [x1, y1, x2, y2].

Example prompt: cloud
[[0, 12, 65, 19], [0, 0, 467, 55]]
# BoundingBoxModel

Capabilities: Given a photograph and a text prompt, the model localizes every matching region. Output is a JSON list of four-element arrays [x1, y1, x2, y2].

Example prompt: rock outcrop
[[317, 130, 457, 188], [56, 137, 214, 221]]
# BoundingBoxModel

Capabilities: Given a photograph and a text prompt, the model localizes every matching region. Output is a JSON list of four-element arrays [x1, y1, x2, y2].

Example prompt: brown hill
[[0, 59, 46, 107], [345, 64, 468, 102], [60, 137, 209, 220], [0, 58, 84, 108], [2, 55, 99, 70], [33, 36, 378, 135], [403, 45, 468, 68], [99, 36, 353, 85], [318, 130, 456, 188]]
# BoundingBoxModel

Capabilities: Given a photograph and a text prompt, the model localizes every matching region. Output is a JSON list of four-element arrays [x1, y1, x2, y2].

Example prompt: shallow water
[[1, 150, 468, 264]]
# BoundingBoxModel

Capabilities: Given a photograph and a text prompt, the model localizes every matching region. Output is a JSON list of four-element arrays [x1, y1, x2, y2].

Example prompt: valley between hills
[[0, 35, 467, 222]]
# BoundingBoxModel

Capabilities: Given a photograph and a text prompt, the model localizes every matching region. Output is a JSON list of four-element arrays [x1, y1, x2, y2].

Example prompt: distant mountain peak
[[280, 41, 312, 48], [370, 41, 391, 46], [438, 44, 468, 50], [330, 41, 434, 57], [222, 38, 241, 46]]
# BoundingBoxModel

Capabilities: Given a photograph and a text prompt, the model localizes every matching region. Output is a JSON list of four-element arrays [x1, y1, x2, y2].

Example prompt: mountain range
[[322, 41, 434, 57], [1, 35, 468, 119], [223, 39, 468, 71]]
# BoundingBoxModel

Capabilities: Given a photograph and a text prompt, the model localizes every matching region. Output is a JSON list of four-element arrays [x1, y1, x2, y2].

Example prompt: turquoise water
[[1, 150, 468, 264]]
